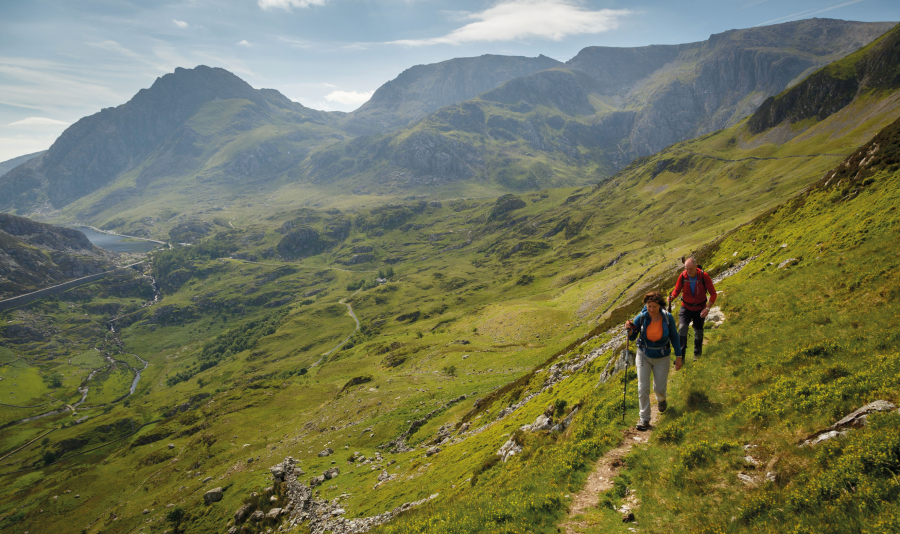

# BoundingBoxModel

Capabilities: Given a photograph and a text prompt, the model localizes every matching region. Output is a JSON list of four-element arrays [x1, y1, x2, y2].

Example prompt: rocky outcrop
[[389, 132, 484, 185], [273, 457, 438, 534], [277, 227, 333, 260], [487, 194, 526, 222]]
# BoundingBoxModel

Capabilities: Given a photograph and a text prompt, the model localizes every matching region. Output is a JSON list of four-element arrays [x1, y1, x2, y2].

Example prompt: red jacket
[[671, 269, 717, 311]]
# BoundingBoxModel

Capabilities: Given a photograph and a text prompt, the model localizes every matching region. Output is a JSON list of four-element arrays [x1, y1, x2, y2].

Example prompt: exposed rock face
[[0, 213, 115, 299], [344, 54, 562, 134], [389, 131, 485, 185], [273, 457, 439, 534], [481, 69, 599, 116]]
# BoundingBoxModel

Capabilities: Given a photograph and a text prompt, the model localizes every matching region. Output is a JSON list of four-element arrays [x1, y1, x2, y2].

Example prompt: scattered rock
[[270, 462, 285, 482], [521, 413, 553, 432], [425, 446, 441, 457], [706, 306, 726, 328], [551, 407, 579, 432], [142, 509, 149, 515], [622, 512, 635, 522], [497, 438, 523, 462], [204, 487, 224, 505], [234, 503, 252, 522], [227, 527, 238, 534], [801, 400, 897, 446], [266, 507, 283, 519], [249, 510, 265, 522], [168, 443, 175, 449], [777, 258, 798, 269], [318, 448, 334, 457], [202, 476, 213, 483], [323, 467, 340, 480]]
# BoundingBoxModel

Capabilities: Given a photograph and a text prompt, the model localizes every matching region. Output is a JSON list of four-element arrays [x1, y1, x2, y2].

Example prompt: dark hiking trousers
[[678, 307, 705, 357]]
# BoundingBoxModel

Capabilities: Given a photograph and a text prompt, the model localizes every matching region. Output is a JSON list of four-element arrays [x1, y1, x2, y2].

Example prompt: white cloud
[[173, 19, 189, 29], [258, 0, 327, 10], [390, 0, 630, 46], [8, 117, 70, 127], [238, 40, 252, 47], [325, 90, 373, 106]]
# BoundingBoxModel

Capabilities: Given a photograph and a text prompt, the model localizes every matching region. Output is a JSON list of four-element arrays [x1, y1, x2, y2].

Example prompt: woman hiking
[[625, 291, 683, 431]]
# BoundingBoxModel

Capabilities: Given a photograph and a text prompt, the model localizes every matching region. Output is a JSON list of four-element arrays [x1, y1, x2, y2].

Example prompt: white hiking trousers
[[636, 347, 670, 423]]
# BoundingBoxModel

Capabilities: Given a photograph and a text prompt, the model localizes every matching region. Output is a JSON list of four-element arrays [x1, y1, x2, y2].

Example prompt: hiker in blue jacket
[[625, 291, 683, 431]]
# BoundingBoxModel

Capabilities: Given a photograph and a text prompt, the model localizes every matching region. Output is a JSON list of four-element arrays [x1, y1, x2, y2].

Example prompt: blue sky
[[0, 0, 898, 161]]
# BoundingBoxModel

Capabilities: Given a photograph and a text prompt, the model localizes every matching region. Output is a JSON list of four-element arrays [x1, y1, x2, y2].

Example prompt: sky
[[1, 0, 898, 162]]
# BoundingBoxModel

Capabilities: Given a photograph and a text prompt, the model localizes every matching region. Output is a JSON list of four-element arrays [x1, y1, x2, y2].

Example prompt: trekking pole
[[622, 330, 629, 423]]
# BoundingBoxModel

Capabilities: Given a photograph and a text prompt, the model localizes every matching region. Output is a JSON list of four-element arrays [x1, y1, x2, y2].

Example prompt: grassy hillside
[[2, 30, 900, 534], [566, 114, 900, 534]]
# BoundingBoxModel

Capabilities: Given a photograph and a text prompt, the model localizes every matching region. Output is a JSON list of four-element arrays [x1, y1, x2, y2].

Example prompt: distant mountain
[[306, 19, 897, 190], [0, 19, 895, 232], [0, 66, 337, 214], [0, 151, 44, 178], [0, 213, 114, 299], [342, 54, 562, 135]]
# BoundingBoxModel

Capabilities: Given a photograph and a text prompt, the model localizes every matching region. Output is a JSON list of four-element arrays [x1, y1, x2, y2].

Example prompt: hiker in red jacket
[[668, 257, 717, 360]]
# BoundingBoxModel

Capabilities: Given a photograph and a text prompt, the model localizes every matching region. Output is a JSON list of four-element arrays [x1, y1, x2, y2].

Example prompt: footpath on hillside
[[561, 405, 661, 533]]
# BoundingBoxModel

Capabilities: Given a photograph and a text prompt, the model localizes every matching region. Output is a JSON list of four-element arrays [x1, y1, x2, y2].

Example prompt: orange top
[[646, 317, 663, 342]]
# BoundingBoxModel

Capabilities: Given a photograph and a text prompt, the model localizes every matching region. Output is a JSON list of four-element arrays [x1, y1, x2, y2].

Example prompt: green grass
[[567, 132, 900, 533], [0, 71, 899, 534]]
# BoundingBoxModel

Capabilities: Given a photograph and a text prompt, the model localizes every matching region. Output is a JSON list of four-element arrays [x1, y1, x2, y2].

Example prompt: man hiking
[[668, 257, 717, 361]]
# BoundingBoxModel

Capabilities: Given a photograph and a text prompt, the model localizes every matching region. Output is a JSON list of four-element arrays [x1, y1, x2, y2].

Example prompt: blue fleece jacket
[[627, 306, 683, 359]]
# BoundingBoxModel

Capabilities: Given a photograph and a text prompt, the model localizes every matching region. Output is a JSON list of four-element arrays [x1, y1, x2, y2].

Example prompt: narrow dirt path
[[561, 407, 661, 533], [311, 288, 363, 368]]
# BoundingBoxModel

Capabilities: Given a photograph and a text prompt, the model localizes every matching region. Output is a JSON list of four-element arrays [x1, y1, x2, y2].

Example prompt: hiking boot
[[636, 420, 650, 431], [658, 400, 668, 413]]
